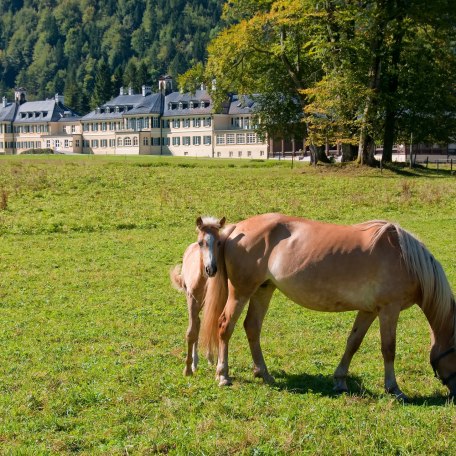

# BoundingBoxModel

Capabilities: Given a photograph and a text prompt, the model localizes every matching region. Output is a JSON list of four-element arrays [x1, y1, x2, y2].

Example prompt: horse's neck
[[424, 303, 455, 350]]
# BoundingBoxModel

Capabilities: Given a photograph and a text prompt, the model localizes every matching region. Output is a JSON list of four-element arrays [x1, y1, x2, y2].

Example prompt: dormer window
[[190, 101, 194, 109], [115, 106, 120, 113], [43, 112, 48, 117], [106, 107, 110, 113], [179, 102, 183, 109]]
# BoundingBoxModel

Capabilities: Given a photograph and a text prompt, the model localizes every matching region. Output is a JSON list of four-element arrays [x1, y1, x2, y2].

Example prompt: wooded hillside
[[0, 0, 224, 113]]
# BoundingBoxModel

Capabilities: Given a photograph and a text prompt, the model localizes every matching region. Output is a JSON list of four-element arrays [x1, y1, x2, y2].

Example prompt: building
[[0, 88, 81, 154], [0, 78, 270, 158]]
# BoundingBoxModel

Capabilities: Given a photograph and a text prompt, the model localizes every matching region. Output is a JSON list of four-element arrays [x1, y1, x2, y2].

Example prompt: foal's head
[[196, 216, 226, 277]]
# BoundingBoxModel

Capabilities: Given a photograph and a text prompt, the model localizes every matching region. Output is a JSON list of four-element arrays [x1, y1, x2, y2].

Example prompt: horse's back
[[225, 214, 419, 312]]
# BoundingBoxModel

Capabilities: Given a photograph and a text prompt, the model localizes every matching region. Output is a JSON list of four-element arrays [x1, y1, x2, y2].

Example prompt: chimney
[[158, 75, 173, 95], [200, 83, 206, 91], [2, 97, 6, 108], [142, 85, 151, 97], [14, 87, 27, 105], [55, 93, 65, 105], [211, 79, 217, 91], [128, 87, 134, 95], [119, 87, 125, 96]]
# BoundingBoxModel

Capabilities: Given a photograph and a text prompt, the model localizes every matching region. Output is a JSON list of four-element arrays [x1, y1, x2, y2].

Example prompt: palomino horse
[[171, 242, 207, 376], [171, 218, 236, 376], [197, 213, 456, 400]]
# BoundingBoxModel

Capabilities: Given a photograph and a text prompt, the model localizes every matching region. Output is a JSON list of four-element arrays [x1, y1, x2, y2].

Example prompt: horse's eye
[[217, 241, 221, 246], [198, 241, 204, 247]]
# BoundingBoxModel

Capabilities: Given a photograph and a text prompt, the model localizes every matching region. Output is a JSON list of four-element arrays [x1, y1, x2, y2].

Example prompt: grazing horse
[[171, 217, 236, 376], [197, 213, 456, 400]]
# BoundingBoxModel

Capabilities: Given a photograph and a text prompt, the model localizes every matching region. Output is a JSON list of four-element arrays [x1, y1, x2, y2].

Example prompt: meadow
[[0, 155, 455, 455]]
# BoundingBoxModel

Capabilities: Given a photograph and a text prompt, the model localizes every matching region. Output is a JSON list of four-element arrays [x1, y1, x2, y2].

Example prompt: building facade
[[0, 78, 270, 158]]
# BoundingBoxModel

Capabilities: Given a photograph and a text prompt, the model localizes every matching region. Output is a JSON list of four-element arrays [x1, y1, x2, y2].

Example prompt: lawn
[[0, 155, 455, 454]]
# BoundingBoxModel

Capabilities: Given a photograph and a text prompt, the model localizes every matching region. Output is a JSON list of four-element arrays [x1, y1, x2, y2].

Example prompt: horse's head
[[430, 345, 456, 399], [196, 216, 226, 278]]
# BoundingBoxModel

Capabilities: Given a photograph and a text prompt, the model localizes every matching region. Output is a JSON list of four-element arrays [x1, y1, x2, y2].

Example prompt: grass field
[[0, 155, 455, 455]]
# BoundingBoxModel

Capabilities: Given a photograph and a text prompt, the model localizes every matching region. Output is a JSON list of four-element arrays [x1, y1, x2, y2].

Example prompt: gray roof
[[14, 100, 80, 123], [228, 94, 259, 115], [82, 93, 163, 120], [163, 89, 212, 116], [0, 101, 17, 122]]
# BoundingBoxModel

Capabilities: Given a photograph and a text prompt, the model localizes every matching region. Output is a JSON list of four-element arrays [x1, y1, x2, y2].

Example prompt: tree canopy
[[0, 0, 224, 113], [189, 0, 456, 163]]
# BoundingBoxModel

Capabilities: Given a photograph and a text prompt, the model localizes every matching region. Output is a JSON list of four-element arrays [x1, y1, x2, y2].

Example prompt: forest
[[0, 0, 224, 113]]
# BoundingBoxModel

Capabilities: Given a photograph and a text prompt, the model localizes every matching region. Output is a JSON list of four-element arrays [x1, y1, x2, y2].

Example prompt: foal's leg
[[183, 296, 200, 376], [216, 287, 249, 386], [333, 310, 377, 393], [243, 283, 275, 384], [378, 304, 408, 401]]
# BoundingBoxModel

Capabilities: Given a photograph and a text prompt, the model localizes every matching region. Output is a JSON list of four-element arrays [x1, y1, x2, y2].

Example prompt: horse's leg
[[216, 288, 248, 386], [243, 283, 275, 384], [183, 295, 200, 376], [378, 304, 408, 401], [333, 310, 377, 393]]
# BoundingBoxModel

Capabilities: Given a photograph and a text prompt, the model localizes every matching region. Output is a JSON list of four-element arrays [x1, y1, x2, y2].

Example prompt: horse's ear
[[219, 217, 226, 228], [196, 216, 203, 230]]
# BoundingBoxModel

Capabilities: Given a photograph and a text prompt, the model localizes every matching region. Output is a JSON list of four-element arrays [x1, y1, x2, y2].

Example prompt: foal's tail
[[170, 264, 185, 292], [369, 221, 454, 330], [199, 225, 235, 358]]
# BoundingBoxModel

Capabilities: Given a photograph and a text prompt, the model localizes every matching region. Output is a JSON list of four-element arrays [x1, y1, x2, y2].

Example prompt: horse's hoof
[[262, 374, 275, 385], [183, 367, 193, 377], [218, 376, 233, 387], [387, 387, 409, 403], [191, 364, 198, 373]]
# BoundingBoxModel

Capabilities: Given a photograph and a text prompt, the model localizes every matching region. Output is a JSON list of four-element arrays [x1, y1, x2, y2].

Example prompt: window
[[204, 117, 212, 127], [144, 118, 149, 128], [247, 151, 252, 157], [153, 137, 161, 146], [76, 140, 80, 147], [162, 119, 170, 128], [203, 136, 211, 145], [238, 151, 242, 157], [183, 136, 191, 145], [183, 118, 190, 128], [117, 138, 123, 146], [260, 151, 265, 156], [91, 140, 98, 148], [83, 140, 90, 147], [64, 139, 69, 148], [101, 122, 107, 131], [172, 119, 180, 128], [247, 133, 256, 144], [71, 125, 76, 133], [162, 137, 170, 146], [109, 139, 115, 147], [143, 137, 149, 146], [229, 151, 233, 157], [101, 139, 107, 147], [172, 137, 180, 146], [92, 123, 98, 132], [124, 137, 131, 146], [152, 117, 160, 128], [236, 134, 246, 144], [133, 137, 138, 146], [83, 123, 89, 132], [193, 136, 201, 145], [217, 152, 221, 157], [216, 134, 225, 145], [193, 118, 201, 128], [226, 134, 235, 144]]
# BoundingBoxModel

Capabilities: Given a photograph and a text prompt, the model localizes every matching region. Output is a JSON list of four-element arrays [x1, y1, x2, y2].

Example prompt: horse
[[171, 217, 236, 376], [197, 213, 456, 400], [170, 242, 207, 376]]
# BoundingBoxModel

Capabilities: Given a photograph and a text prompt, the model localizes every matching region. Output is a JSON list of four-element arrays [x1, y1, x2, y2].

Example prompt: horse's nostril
[[213, 266, 217, 275]]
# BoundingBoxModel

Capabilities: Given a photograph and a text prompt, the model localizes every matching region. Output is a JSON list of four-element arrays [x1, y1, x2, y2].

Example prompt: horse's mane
[[358, 220, 455, 342]]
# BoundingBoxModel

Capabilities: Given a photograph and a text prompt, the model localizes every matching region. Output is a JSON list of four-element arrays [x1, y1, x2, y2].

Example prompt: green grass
[[0, 155, 455, 454]]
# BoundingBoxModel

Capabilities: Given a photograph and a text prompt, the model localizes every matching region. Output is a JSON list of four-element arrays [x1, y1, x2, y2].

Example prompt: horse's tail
[[368, 221, 454, 331], [199, 225, 235, 358], [170, 264, 185, 293]]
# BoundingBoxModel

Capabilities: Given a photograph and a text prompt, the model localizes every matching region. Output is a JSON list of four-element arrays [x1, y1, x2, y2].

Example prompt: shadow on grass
[[270, 370, 453, 405], [382, 162, 456, 178]]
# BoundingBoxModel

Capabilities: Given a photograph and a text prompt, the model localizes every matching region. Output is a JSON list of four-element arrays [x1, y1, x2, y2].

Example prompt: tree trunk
[[341, 143, 357, 162], [310, 144, 331, 164], [382, 12, 406, 162]]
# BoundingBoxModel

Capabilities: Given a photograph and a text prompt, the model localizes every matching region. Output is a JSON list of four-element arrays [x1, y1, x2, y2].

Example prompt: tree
[[202, 0, 330, 162], [91, 59, 112, 108]]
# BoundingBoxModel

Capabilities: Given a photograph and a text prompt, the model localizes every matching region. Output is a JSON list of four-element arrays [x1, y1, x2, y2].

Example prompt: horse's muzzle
[[205, 265, 217, 277]]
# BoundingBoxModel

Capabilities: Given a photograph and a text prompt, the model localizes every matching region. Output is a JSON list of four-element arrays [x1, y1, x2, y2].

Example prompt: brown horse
[[171, 217, 236, 376], [197, 213, 456, 400]]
